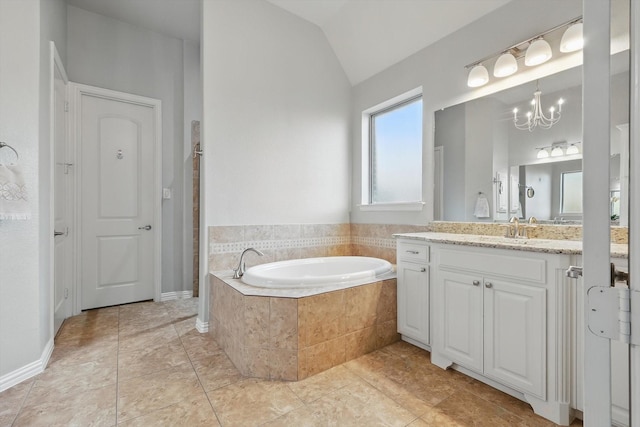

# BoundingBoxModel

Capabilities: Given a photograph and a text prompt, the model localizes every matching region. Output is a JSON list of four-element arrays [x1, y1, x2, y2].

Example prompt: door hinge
[[64, 288, 69, 299], [588, 286, 640, 345], [64, 101, 69, 112]]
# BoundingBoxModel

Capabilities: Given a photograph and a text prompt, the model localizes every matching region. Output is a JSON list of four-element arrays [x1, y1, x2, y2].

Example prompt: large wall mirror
[[434, 2, 629, 225]]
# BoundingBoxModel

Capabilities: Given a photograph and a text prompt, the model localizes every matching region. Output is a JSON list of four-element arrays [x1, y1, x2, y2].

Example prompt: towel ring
[[0, 142, 19, 161]]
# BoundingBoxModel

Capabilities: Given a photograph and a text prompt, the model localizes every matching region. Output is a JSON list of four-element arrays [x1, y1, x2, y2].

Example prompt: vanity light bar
[[536, 141, 581, 159], [465, 17, 582, 88]]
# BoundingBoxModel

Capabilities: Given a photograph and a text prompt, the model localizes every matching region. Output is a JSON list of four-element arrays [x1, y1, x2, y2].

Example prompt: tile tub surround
[[208, 222, 626, 273], [208, 224, 351, 271], [209, 274, 399, 381]]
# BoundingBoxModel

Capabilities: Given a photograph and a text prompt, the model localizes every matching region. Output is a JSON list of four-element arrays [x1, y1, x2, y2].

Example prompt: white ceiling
[[65, 0, 201, 43], [267, 0, 511, 85], [66, 0, 511, 85]]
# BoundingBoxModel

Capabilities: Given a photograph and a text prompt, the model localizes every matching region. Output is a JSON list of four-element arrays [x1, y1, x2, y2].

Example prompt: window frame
[[560, 170, 583, 215], [361, 89, 424, 211]]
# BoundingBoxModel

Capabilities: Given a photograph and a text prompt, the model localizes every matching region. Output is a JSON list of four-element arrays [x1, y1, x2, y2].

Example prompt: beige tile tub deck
[[209, 274, 401, 381]]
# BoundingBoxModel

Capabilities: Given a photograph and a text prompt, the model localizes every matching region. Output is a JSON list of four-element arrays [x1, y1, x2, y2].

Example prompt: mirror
[[434, 48, 629, 224]]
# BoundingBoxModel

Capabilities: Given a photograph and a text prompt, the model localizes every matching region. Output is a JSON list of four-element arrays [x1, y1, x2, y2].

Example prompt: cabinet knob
[[420, 267, 426, 272], [485, 282, 493, 288], [472, 280, 480, 286]]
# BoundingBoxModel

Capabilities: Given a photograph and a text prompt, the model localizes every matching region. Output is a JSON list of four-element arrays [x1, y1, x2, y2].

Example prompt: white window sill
[[358, 202, 425, 212]]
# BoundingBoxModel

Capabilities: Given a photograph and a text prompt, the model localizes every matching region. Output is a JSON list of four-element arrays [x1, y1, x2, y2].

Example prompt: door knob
[[566, 266, 583, 279], [138, 225, 152, 231], [54, 228, 68, 237], [610, 262, 629, 287]]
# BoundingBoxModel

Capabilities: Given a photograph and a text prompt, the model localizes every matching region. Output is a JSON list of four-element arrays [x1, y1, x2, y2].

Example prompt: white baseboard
[[160, 290, 193, 302], [196, 318, 208, 333], [0, 338, 54, 393]]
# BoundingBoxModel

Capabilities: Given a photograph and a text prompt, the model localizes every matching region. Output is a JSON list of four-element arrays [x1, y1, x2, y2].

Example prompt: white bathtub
[[242, 256, 393, 288]]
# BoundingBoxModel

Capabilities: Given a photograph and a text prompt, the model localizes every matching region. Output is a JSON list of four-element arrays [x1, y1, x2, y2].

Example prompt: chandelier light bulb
[[514, 82, 564, 131], [493, 52, 518, 77], [467, 64, 489, 87], [560, 22, 584, 53], [525, 38, 553, 66]]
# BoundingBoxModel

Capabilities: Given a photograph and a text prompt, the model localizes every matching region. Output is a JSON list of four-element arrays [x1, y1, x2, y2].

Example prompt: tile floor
[[0, 298, 582, 426]]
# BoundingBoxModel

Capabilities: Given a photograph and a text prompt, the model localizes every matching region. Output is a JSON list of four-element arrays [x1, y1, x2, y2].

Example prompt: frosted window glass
[[370, 97, 422, 203], [561, 171, 582, 214]]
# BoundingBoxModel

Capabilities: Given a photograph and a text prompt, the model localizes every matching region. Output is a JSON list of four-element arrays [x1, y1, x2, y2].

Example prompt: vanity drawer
[[398, 241, 429, 263], [437, 247, 546, 284]]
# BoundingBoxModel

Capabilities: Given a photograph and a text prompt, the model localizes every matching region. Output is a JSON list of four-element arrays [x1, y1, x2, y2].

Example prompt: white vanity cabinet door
[[483, 279, 546, 399], [397, 261, 429, 344], [438, 269, 483, 373]]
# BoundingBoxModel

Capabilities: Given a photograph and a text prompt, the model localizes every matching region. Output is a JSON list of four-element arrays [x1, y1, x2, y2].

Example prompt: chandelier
[[513, 81, 564, 131]]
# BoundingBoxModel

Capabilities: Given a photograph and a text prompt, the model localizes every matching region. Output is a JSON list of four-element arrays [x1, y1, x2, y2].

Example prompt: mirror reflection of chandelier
[[513, 81, 564, 131]]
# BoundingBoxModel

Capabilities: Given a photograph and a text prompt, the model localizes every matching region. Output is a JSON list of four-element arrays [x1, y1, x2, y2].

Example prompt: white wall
[[201, 0, 351, 226], [0, 0, 66, 385], [350, 0, 582, 225], [67, 5, 197, 293]]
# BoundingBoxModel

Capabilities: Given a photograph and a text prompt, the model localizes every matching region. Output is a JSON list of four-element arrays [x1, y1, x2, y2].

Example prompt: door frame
[[629, 1, 640, 424], [68, 83, 162, 315], [50, 41, 70, 335]]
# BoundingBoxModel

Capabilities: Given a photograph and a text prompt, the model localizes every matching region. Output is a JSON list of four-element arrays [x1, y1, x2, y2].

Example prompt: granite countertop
[[394, 232, 628, 258]]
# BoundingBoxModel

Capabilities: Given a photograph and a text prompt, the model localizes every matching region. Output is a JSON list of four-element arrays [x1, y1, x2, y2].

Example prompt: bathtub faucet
[[232, 247, 264, 279]]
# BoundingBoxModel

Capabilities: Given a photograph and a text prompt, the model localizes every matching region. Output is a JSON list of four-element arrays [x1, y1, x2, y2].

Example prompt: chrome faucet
[[504, 216, 528, 238], [508, 216, 520, 238], [232, 247, 264, 279]]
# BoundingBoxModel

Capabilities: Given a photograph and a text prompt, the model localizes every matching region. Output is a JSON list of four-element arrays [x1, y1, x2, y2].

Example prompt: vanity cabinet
[[437, 268, 545, 397], [396, 239, 430, 347], [430, 243, 571, 425]]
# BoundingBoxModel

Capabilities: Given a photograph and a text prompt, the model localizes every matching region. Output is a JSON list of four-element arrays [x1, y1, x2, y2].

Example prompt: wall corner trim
[[0, 338, 54, 393], [195, 318, 209, 333], [159, 291, 193, 302]]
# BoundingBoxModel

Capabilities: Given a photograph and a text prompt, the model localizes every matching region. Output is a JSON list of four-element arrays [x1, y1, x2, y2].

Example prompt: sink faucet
[[232, 247, 264, 279], [508, 216, 520, 238]]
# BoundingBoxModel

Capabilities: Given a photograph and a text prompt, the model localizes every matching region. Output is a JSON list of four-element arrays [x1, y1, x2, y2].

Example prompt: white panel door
[[80, 91, 158, 310], [52, 43, 70, 335], [397, 261, 429, 344], [438, 270, 483, 372], [483, 279, 546, 399]]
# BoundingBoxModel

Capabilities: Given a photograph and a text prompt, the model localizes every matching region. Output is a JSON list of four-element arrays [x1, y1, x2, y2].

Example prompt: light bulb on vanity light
[[467, 64, 489, 87], [551, 145, 564, 157], [493, 52, 518, 77], [566, 143, 580, 155], [537, 148, 549, 159], [525, 38, 553, 66], [560, 22, 584, 53]]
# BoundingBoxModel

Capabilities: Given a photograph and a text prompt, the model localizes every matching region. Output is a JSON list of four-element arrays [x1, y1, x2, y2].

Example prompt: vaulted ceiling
[[66, 0, 511, 85]]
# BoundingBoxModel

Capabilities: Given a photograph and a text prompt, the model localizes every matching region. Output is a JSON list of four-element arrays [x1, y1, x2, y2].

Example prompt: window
[[366, 95, 423, 206], [560, 171, 582, 214]]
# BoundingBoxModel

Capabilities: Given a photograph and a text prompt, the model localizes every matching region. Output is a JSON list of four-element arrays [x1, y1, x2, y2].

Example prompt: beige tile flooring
[[0, 298, 582, 426]]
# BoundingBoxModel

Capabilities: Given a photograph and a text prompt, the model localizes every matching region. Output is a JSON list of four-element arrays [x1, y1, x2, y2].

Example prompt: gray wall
[[67, 5, 198, 294], [0, 0, 66, 382], [350, 0, 582, 225], [201, 0, 352, 226]]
